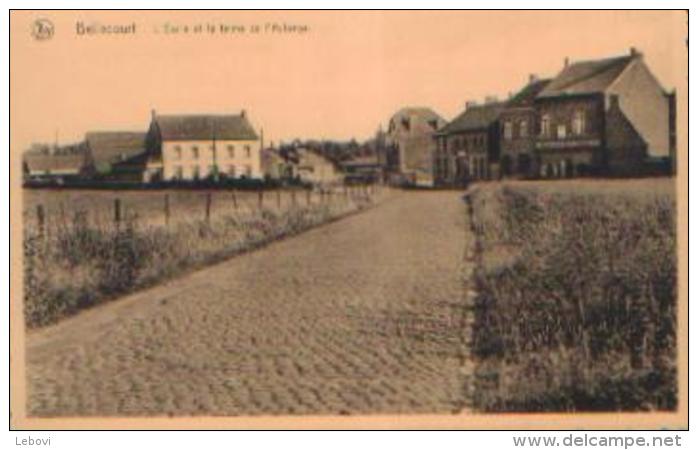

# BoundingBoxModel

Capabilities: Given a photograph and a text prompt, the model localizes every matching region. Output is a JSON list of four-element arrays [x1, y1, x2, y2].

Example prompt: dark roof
[[24, 144, 86, 173], [538, 55, 635, 98], [438, 102, 505, 134], [85, 131, 147, 165], [507, 79, 552, 107], [154, 113, 258, 141]]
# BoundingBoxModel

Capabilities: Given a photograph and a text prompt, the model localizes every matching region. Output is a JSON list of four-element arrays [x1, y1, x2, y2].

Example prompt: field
[[467, 178, 677, 412], [23, 186, 380, 328]]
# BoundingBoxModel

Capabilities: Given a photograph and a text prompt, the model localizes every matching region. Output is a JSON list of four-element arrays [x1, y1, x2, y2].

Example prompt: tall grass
[[468, 181, 677, 411], [24, 195, 376, 328]]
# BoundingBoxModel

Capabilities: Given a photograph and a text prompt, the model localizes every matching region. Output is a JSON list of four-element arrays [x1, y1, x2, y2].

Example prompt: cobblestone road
[[26, 191, 472, 416]]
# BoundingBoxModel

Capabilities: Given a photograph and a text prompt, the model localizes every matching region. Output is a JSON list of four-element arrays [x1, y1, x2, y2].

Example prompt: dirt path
[[26, 190, 472, 416]]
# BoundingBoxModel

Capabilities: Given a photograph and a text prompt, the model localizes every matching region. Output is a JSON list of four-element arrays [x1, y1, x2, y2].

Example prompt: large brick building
[[532, 48, 675, 177], [433, 100, 504, 186], [499, 77, 551, 177]]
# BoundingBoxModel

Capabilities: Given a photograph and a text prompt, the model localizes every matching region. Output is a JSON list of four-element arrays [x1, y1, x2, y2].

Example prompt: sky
[[10, 10, 687, 152]]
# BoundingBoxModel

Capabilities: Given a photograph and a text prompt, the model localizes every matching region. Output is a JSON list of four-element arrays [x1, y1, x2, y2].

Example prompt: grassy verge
[[24, 195, 376, 328], [468, 180, 677, 412]]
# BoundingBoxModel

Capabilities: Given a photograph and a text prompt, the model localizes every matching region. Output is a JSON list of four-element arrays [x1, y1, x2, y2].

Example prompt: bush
[[468, 181, 677, 412]]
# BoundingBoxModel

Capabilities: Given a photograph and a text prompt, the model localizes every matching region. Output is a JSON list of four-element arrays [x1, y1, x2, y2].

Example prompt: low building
[[499, 76, 551, 178], [533, 48, 675, 177], [261, 147, 296, 181], [23, 143, 89, 183], [147, 110, 262, 181], [340, 155, 382, 184], [433, 100, 505, 186], [385, 107, 446, 185], [84, 131, 149, 182], [295, 148, 344, 186]]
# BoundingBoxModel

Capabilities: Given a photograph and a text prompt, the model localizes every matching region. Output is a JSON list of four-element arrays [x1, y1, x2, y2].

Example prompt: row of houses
[[382, 48, 676, 186], [24, 110, 266, 184], [24, 111, 370, 188]]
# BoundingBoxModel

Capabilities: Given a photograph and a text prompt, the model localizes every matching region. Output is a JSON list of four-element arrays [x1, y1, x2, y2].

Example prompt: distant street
[[27, 191, 472, 416]]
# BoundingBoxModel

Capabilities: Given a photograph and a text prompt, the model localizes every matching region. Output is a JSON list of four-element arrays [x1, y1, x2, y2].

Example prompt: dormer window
[[401, 117, 410, 131]]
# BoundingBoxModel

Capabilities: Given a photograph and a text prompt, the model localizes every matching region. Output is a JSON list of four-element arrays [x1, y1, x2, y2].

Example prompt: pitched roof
[[154, 113, 258, 141], [23, 144, 86, 173], [507, 79, 552, 107], [438, 102, 505, 134], [340, 155, 380, 167], [85, 131, 147, 165], [537, 54, 635, 98]]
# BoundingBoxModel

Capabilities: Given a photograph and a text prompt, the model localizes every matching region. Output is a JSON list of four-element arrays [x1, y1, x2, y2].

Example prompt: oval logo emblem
[[31, 19, 54, 41]]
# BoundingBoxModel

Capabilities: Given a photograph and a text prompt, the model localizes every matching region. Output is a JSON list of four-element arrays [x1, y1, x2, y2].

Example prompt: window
[[519, 120, 528, 138], [244, 165, 252, 177], [572, 110, 586, 135], [192, 166, 200, 179], [192, 146, 199, 159], [227, 145, 235, 158], [541, 115, 551, 137], [174, 145, 182, 160], [557, 124, 567, 139], [208, 165, 216, 176], [228, 165, 236, 177], [174, 166, 183, 180], [244, 145, 251, 158], [503, 121, 513, 140]]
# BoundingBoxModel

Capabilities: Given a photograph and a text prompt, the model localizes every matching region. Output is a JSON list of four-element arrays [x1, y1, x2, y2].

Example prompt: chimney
[[484, 95, 498, 104], [630, 47, 642, 58], [529, 73, 539, 84], [151, 109, 156, 120], [241, 109, 247, 118], [564, 57, 570, 67], [465, 100, 478, 110]]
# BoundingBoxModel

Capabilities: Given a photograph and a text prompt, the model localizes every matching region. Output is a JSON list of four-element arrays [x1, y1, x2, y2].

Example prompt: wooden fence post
[[306, 189, 311, 206], [231, 190, 238, 210], [291, 189, 297, 207], [276, 189, 281, 209], [258, 189, 264, 209], [36, 204, 45, 238], [114, 198, 121, 228], [164, 194, 170, 227], [205, 192, 212, 224]]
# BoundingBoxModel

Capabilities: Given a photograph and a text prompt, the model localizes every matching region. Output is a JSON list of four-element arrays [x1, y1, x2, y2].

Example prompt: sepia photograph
[[8, 9, 687, 431]]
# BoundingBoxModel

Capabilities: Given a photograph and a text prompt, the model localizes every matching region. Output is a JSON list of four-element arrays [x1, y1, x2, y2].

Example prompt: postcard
[[9, 10, 688, 430]]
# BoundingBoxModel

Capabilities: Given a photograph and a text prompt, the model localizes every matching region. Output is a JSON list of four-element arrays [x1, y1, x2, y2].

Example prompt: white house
[[146, 110, 262, 181]]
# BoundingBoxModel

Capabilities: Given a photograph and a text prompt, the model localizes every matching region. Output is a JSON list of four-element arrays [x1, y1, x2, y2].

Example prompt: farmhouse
[[147, 110, 262, 181], [384, 107, 446, 186], [84, 131, 148, 181], [533, 48, 676, 177], [433, 99, 505, 186]]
